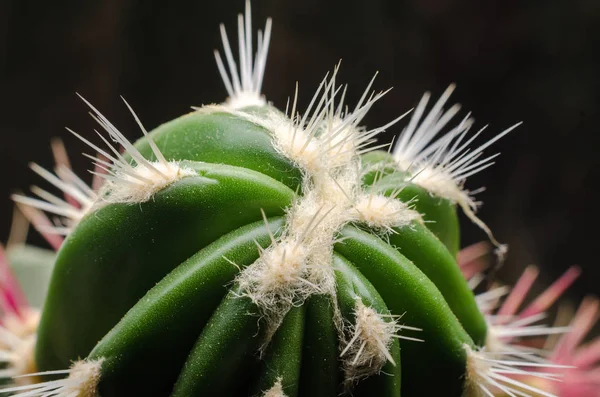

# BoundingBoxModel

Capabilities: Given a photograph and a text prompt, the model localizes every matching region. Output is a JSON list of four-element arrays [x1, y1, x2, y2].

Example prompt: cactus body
[[27, 108, 482, 396], [3, 4, 565, 397]]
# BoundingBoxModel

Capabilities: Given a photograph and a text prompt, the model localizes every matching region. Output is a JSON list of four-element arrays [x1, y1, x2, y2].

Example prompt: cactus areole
[[7, 3, 566, 397]]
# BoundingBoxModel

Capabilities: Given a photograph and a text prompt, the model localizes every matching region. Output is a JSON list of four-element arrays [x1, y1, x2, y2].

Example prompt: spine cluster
[[229, 68, 419, 372]]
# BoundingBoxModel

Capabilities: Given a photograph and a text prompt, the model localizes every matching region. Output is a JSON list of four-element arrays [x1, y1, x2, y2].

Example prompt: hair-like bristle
[[318, 70, 411, 168], [68, 95, 196, 205], [464, 344, 570, 397], [11, 160, 95, 238], [461, 261, 590, 396], [391, 86, 521, 252], [0, 359, 104, 397], [214, 0, 272, 109], [10, 134, 94, 241]]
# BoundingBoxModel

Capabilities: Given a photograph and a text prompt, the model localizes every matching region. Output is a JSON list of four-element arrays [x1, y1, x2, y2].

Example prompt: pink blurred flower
[[543, 297, 600, 397], [460, 242, 600, 397]]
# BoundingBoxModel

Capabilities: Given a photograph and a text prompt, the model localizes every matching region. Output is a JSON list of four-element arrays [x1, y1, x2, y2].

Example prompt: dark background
[[0, 0, 598, 303]]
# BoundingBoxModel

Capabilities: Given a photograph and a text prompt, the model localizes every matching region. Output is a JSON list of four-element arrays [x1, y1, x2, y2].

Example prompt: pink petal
[[574, 337, 600, 369], [14, 204, 63, 251], [461, 261, 488, 281], [552, 297, 599, 364], [91, 152, 109, 192], [558, 369, 600, 397], [0, 245, 29, 317], [457, 241, 492, 268], [518, 266, 581, 319], [51, 137, 80, 209], [497, 265, 539, 318]]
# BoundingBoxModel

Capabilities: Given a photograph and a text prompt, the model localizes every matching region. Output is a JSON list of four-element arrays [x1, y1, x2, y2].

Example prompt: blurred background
[[0, 0, 598, 303]]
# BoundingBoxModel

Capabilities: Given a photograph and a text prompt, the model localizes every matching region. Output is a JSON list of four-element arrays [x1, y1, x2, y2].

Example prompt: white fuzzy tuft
[[96, 160, 196, 204], [353, 192, 420, 234], [274, 67, 408, 174], [340, 301, 395, 382], [269, 70, 344, 174], [0, 359, 104, 397], [237, 238, 315, 309], [236, 201, 340, 348], [340, 300, 422, 387], [70, 95, 196, 206], [214, 0, 272, 109], [391, 85, 521, 250], [262, 378, 288, 397]]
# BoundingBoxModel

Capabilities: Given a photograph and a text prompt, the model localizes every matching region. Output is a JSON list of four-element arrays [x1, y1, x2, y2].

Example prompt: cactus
[[1, 2, 598, 397]]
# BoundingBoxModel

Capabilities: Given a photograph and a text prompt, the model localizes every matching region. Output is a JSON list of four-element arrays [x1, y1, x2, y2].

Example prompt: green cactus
[[1, 2, 573, 397]]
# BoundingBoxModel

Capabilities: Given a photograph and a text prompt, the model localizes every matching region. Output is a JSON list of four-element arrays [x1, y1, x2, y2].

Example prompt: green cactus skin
[[361, 150, 482, 343], [253, 305, 305, 397], [380, 175, 461, 258], [334, 226, 473, 397], [133, 111, 302, 191], [170, 287, 262, 396], [86, 218, 284, 396], [34, 162, 295, 373], [387, 221, 485, 345], [361, 151, 461, 258], [359, 150, 398, 187], [297, 294, 339, 397]]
